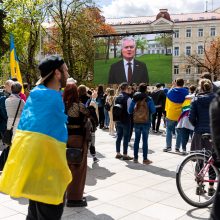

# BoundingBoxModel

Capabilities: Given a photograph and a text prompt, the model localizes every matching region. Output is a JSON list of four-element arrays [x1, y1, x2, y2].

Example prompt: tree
[[1, 0, 51, 85], [136, 36, 148, 54], [155, 33, 172, 55], [47, 2, 115, 83], [186, 37, 220, 80], [0, 0, 8, 58]]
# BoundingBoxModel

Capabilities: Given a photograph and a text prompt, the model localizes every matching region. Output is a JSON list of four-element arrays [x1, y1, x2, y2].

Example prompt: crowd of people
[[0, 54, 220, 219]]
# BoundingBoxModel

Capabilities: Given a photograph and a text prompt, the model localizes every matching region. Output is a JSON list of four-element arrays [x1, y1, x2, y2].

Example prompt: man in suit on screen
[[108, 36, 149, 85]]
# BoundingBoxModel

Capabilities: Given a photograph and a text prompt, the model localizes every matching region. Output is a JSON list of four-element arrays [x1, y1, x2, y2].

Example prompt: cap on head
[[36, 55, 64, 85]]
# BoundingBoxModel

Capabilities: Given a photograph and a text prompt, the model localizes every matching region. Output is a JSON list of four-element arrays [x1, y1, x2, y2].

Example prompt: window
[[198, 28, 203, 37], [174, 30, 179, 38], [174, 47, 179, 56], [148, 50, 151, 54], [186, 29, 191, 37], [186, 46, 191, 56], [152, 50, 155, 54], [161, 49, 164, 54], [174, 65, 179, 74], [198, 45, 204, 54], [186, 65, 191, 74], [210, 27, 216, 36], [157, 50, 160, 54], [167, 49, 172, 54], [197, 65, 203, 74]]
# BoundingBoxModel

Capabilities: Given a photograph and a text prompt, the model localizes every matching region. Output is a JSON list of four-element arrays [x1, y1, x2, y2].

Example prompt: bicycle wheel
[[176, 153, 219, 208]]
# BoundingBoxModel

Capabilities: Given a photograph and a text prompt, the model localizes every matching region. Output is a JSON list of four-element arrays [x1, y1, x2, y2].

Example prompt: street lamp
[[38, 3, 53, 61]]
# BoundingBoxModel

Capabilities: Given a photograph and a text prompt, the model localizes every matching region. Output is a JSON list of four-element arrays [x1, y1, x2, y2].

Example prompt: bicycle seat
[[202, 133, 211, 140]]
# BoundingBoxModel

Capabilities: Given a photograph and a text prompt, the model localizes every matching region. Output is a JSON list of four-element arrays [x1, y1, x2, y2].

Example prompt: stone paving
[[0, 129, 211, 219]]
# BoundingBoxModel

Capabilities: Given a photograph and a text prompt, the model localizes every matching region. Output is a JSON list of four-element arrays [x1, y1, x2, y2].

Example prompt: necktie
[[127, 62, 132, 84]]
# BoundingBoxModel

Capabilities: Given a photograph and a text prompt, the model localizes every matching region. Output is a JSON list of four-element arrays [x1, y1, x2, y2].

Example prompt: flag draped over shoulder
[[10, 34, 23, 92], [0, 85, 72, 205]]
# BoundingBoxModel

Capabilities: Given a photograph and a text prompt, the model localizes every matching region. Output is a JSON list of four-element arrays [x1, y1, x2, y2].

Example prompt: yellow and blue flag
[[10, 34, 24, 92], [0, 85, 72, 205]]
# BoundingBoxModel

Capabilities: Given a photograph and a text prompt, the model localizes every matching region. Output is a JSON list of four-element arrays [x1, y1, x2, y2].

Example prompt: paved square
[[0, 129, 211, 219]]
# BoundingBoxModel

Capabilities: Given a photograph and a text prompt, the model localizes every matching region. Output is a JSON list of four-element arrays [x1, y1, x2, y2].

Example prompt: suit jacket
[[108, 59, 149, 85]]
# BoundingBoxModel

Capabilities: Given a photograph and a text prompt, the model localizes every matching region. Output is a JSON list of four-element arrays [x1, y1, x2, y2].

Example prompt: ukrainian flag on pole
[[10, 34, 24, 92]]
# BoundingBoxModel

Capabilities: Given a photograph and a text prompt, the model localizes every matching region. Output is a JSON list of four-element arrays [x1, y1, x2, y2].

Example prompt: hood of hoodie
[[133, 92, 148, 102], [167, 87, 188, 103]]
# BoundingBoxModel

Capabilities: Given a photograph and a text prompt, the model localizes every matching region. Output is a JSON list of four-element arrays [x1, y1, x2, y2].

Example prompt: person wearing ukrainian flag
[[0, 55, 72, 219], [163, 78, 188, 153]]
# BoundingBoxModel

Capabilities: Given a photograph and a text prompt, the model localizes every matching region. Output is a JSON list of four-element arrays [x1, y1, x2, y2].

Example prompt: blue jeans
[[179, 128, 191, 151], [104, 108, 110, 127], [133, 123, 150, 160], [116, 122, 130, 155], [166, 119, 181, 149]]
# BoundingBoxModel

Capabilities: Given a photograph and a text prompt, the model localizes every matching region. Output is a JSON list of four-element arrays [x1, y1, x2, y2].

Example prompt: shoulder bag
[[2, 99, 22, 146]]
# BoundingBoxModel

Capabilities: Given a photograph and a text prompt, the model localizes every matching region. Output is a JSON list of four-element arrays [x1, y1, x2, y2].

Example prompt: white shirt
[[123, 59, 134, 82]]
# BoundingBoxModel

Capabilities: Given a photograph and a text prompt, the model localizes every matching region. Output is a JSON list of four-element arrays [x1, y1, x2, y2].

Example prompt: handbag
[[2, 99, 21, 146], [66, 148, 83, 164]]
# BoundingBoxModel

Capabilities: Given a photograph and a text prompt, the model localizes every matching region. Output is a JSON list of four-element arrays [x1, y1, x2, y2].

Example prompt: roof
[[106, 11, 220, 25]]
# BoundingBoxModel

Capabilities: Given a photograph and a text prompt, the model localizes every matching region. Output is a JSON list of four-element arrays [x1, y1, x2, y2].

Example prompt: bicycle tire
[[176, 153, 219, 208]]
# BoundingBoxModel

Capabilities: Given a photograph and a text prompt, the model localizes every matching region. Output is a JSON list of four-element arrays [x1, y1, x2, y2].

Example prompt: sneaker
[[208, 188, 216, 197], [115, 154, 123, 159], [182, 151, 187, 156], [163, 148, 171, 152], [122, 155, 133, 160], [133, 158, 138, 163], [175, 149, 180, 153], [196, 185, 207, 195], [66, 197, 87, 207], [143, 159, 152, 165], [93, 157, 99, 163]]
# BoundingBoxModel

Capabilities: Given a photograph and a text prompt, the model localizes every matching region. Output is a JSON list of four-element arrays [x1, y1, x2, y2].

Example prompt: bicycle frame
[[196, 155, 218, 183]]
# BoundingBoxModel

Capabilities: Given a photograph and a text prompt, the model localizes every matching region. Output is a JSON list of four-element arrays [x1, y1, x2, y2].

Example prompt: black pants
[[0, 147, 10, 171], [98, 107, 105, 128], [152, 107, 163, 131], [26, 200, 64, 220]]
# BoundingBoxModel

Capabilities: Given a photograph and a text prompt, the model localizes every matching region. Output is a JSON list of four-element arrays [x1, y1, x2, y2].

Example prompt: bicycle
[[176, 134, 219, 208]]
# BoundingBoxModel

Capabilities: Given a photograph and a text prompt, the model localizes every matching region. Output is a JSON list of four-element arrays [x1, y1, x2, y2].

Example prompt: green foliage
[[94, 54, 172, 85], [136, 36, 148, 54], [155, 33, 172, 54]]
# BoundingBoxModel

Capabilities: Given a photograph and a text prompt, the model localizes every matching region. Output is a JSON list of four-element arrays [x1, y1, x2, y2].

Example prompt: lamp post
[[38, 3, 53, 61]]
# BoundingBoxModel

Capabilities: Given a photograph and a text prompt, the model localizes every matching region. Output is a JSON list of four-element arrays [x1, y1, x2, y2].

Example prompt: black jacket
[[210, 90, 220, 158], [108, 59, 149, 84], [189, 92, 215, 134]]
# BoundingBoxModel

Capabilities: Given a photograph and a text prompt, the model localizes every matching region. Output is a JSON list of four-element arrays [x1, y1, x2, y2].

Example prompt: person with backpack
[[113, 82, 133, 160], [129, 83, 156, 164]]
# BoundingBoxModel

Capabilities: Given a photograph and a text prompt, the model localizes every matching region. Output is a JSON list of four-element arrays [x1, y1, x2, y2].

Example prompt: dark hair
[[189, 85, 196, 94], [155, 83, 161, 88], [11, 82, 22, 94], [77, 85, 87, 97], [160, 83, 165, 87], [119, 82, 128, 91], [176, 78, 184, 87], [11, 77, 18, 82], [63, 84, 79, 110], [97, 85, 104, 95], [139, 83, 147, 93]]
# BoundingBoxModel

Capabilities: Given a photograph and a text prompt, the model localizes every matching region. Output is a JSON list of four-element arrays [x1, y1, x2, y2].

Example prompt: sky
[[94, 0, 220, 18]]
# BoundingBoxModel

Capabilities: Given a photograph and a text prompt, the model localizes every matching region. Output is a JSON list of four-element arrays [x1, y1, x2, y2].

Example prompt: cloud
[[101, 0, 212, 18]]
